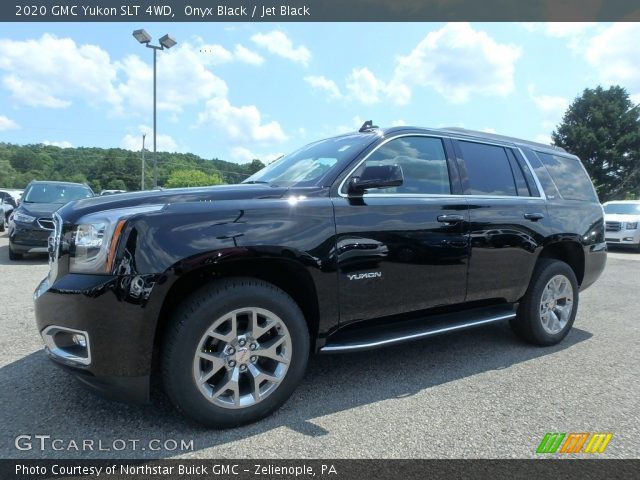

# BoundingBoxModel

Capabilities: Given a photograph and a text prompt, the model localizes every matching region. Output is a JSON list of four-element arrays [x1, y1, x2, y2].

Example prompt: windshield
[[604, 203, 640, 215], [23, 183, 93, 204], [244, 134, 377, 187]]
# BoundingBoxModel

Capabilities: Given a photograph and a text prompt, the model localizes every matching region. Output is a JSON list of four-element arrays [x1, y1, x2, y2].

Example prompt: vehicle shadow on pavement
[[0, 323, 592, 459], [0, 244, 48, 266]]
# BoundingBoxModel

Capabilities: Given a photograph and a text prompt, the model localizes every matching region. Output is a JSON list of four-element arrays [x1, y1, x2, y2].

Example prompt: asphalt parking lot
[[0, 231, 638, 459]]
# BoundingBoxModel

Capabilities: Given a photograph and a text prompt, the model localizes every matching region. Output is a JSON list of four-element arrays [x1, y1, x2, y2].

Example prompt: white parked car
[[603, 200, 640, 250]]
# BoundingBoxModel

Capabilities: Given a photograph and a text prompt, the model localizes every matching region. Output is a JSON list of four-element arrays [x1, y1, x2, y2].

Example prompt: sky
[[0, 22, 638, 164]]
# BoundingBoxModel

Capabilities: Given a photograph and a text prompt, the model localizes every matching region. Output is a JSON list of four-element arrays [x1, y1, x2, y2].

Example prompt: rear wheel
[[162, 278, 309, 428], [511, 258, 578, 346]]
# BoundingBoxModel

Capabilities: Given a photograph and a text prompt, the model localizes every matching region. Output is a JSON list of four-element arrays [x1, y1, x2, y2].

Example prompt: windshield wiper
[[242, 180, 270, 184]]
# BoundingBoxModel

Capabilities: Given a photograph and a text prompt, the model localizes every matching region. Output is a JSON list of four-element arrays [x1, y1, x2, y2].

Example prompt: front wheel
[[8, 244, 23, 260], [510, 258, 579, 346], [162, 278, 309, 428]]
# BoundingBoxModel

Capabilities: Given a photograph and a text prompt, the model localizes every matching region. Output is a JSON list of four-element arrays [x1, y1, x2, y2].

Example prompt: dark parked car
[[9, 181, 94, 260], [0, 189, 20, 226], [34, 125, 606, 427]]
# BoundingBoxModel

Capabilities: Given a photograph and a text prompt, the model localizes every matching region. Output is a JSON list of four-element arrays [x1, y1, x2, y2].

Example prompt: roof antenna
[[359, 120, 378, 132]]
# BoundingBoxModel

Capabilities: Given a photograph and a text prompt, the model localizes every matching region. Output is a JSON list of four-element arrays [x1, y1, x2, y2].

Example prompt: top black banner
[[2, 0, 640, 22]]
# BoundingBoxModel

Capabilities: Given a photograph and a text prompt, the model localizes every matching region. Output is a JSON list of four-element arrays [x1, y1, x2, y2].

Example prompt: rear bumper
[[581, 242, 607, 291], [34, 273, 161, 404]]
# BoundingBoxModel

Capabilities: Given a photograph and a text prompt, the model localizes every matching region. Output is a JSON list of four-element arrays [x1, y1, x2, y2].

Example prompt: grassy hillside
[[0, 143, 264, 191]]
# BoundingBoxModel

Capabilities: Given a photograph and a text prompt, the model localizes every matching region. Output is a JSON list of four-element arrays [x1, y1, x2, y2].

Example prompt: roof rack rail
[[439, 127, 567, 153]]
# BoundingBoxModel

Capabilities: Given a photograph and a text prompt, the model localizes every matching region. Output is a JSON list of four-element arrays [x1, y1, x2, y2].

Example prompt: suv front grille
[[38, 218, 55, 230], [606, 221, 622, 232]]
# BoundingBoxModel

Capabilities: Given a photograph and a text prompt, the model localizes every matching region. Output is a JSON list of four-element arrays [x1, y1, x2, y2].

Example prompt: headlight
[[69, 205, 165, 274], [13, 212, 36, 223], [625, 222, 638, 230]]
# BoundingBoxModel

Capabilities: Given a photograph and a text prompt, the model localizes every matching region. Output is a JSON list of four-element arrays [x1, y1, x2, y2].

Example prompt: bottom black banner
[[2, 459, 638, 480]]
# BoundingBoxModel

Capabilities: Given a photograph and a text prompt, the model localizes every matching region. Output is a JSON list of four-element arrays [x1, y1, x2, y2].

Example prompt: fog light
[[41, 326, 91, 366], [624, 237, 634, 241], [72, 334, 87, 348]]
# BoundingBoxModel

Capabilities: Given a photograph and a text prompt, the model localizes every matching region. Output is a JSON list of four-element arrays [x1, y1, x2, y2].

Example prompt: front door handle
[[524, 212, 545, 222], [437, 214, 465, 224]]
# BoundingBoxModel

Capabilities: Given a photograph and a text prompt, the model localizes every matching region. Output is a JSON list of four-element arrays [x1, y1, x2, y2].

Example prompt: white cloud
[[528, 86, 568, 115], [121, 125, 178, 152], [0, 34, 230, 116], [0, 114, 19, 130], [234, 44, 264, 66], [42, 140, 73, 148], [0, 34, 119, 109], [521, 22, 597, 38], [346, 67, 385, 105], [230, 147, 283, 164], [197, 44, 234, 64], [305, 75, 341, 99], [251, 30, 311, 66], [481, 127, 497, 134], [387, 23, 521, 104], [391, 119, 408, 127], [115, 42, 229, 115], [585, 23, 640, 96], [534, 134, 552, 145], [199, 97, 287, 144]]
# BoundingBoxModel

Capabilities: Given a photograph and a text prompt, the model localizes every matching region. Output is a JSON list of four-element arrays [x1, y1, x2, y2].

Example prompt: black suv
[[34, 126, 606, 427], [9, 181, 94, 260]]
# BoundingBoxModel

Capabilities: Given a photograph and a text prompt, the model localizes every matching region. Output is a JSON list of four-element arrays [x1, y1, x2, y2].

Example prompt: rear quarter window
[[535, 151, 598, 202]]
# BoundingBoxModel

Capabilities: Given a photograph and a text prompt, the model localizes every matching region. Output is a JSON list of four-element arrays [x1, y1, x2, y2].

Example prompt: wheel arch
[[150, 256, 321, 379], [537, 240, 585, 285]]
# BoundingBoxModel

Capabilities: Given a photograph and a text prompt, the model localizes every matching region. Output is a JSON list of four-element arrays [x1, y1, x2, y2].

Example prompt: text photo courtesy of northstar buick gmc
[[34, 124, 606, 428]]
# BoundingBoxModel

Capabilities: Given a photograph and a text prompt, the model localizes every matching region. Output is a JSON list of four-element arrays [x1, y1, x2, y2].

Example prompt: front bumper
[[34, 273, 162, 404], [605, 229, 640, 246], [10, 221, 51, 253]]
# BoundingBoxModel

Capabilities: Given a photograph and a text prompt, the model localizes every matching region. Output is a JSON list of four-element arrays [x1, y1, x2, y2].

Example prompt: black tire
[[0, 217, 4, 232], [162, 277, 310, 428], [510, 258, 579, 346], [8, 244, 23, 260]]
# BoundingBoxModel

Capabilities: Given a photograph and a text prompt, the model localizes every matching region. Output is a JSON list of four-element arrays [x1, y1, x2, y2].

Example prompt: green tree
[[552, 85, 640, 201], [164, 169, 225, 188], [106, 179, 127, 190], [247, 159, 266, 174]]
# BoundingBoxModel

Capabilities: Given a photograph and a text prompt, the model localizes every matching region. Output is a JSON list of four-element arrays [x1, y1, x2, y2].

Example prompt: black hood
[[56, 183, 291, 223], [17, 202, 63, 218]]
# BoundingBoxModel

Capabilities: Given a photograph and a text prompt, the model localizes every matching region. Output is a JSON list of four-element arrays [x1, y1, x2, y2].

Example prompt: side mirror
[[348, 164, 403, 196]]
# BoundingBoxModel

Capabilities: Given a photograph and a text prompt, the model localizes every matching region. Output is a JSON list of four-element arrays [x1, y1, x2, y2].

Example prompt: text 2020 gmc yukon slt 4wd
[[35, 125, 606, 427]]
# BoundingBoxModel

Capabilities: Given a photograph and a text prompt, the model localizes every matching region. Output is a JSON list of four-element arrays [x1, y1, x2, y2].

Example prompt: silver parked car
[[603, 200, 640, 251]]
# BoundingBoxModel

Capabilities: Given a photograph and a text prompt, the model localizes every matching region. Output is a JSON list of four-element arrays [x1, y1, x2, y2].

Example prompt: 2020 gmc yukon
[[34, 125, 606, 427]]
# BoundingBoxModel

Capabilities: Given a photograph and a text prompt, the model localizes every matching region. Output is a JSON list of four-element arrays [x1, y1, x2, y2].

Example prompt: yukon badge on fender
[[347, 272, 382, 280]]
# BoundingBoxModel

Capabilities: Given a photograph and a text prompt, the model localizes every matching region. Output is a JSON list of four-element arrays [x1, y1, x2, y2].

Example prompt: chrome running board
[[320, 305, 516, 353]]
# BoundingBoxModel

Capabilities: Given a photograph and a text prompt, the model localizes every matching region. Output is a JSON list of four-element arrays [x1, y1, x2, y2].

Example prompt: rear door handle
[[437, 214, 465, 224], [524, 212, 544, 221]]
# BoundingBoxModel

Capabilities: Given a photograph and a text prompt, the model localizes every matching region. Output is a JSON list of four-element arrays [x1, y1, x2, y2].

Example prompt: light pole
[[132, 29, 177, 188], [141, 133, 146, 190]]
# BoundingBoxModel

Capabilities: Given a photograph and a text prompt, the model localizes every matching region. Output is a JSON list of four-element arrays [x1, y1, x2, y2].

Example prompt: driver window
[[360, 136, 450, 194]]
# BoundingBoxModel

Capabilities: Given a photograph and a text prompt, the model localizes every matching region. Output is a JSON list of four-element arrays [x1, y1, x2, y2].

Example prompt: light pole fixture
[[132, 29, 177, 188]]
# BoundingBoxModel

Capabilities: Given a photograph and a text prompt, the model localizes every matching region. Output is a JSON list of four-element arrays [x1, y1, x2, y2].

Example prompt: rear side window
[[457, 141, 517, 196], [535, 152, 598, 202]]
